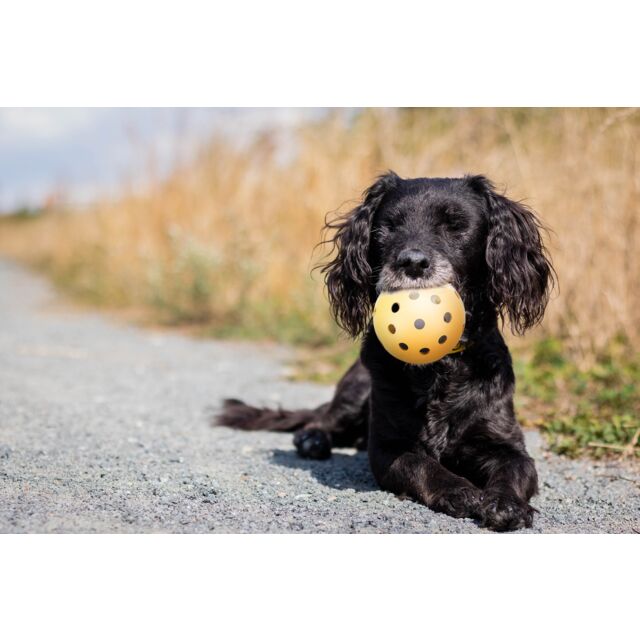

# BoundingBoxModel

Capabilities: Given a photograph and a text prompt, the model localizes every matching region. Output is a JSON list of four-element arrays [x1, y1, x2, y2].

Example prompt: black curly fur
[[321, 172, 401, 336], [215, 173, 555, 532], [468, 175, 554, 334]]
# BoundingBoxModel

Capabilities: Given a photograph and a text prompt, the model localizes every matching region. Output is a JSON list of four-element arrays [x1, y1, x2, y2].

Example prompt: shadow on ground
[[270, 449, 379, 493]]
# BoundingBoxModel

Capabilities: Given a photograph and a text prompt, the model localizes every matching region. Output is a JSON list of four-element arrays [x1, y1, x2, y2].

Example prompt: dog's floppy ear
[[466, 175, 555, 335], [321, 171, 400, 337]]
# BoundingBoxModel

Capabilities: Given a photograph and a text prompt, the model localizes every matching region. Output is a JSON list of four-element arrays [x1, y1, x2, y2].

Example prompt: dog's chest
[[408, 360, 472, 458]]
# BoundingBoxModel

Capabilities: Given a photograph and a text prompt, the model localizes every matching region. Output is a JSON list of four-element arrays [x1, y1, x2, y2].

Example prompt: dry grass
[[1, 108, 639, 362]]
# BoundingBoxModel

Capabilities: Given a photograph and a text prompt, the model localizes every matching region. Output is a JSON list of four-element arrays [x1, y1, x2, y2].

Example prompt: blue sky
[[0, 108, 323, 212]]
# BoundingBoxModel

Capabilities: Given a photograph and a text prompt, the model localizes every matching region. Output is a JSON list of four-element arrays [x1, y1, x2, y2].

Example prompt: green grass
[[514, 339, 640, 459]]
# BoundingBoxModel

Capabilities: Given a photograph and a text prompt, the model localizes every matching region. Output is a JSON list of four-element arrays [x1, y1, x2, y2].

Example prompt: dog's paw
[[293, 428, 332, 460], [429, 485, 483, 520], [479, 490, 535, 532]]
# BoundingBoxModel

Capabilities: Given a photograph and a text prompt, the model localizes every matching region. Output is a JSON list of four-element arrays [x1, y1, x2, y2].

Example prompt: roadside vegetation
[[515, 339, 639, 459], [0, 108, 638, 459]]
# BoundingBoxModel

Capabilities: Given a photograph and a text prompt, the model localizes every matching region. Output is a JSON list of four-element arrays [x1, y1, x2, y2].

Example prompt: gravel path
[[0, 259, 638, 533]]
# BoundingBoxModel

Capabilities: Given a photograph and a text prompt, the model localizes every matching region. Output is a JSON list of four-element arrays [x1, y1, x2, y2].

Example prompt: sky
[[0, 108, 324, 212]]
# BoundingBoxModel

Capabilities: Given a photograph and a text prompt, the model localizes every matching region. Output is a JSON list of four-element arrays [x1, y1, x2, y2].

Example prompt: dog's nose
[[397, 248, 430, 277]]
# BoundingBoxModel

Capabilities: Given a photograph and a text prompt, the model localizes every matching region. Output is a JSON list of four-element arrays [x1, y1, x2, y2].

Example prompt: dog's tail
[[214, 398, 327, 432]]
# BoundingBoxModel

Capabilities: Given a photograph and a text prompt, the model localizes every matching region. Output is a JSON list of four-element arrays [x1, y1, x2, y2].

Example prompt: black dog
[[217, 172, 554, 531]]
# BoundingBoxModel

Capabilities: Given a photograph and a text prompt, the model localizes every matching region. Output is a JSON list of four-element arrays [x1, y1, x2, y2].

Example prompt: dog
[[216, 172, 555, 531]]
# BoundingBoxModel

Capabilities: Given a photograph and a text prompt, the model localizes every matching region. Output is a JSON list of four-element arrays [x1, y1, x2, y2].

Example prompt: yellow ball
[[372, 285, 466, 365]]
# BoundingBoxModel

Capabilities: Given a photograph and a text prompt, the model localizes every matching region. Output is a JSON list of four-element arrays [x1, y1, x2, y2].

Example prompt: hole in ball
[[438, 335, 447, 344], [443, 312, 452, 323], [414, 318, 425, 329], [399, 343, 409, 351], [431, 295, 441, 304], [392, 303, 400, 313], [420, 347, 430, 355], [409, 291, 420, 300], [388, 324, 396, 334]]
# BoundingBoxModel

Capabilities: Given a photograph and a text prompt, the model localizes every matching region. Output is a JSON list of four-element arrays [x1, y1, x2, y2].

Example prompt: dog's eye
[[440, 211, 469, 235], [446, 216, 469, 233], [381, 215, 403, 232]]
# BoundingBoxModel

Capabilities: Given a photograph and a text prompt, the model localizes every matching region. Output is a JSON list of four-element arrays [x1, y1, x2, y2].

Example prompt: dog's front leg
[[454, 432, 539, 531], [480, 446, 538, 531], [369, 438, 483, 521]]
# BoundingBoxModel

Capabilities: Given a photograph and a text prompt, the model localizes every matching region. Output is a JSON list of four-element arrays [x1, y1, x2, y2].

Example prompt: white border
[[1, 1, 638, 105], [1, 534, 638, 638]]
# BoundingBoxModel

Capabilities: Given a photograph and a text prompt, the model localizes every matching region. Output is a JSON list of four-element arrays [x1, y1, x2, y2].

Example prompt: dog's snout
[[397, 248, 430, 277]]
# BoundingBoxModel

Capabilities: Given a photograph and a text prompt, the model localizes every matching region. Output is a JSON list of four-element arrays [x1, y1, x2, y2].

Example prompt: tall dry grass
[[1, 108, 639, 361]]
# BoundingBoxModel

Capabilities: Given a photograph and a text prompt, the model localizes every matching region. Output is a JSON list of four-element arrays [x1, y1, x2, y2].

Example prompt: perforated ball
[[372, 285, 466, 365]]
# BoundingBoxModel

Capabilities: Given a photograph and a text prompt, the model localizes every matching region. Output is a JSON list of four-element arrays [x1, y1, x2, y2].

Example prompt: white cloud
[[0, 108, 97, 144], [0, 108, 330, 211]]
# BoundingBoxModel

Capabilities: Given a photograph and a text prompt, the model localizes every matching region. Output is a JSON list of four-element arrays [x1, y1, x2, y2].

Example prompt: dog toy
[[372, 285, 466, 364]]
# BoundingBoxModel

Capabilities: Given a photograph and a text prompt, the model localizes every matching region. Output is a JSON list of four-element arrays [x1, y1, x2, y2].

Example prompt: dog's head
[[321, 172, 554, 338]]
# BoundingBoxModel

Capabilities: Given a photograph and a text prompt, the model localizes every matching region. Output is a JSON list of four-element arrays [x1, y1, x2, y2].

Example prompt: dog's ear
[[466, 175, 555, 335], [321, 171, 400, 337]]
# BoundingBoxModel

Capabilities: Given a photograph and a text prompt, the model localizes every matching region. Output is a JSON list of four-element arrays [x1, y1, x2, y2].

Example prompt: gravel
[[0, 259, 638, 533]]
